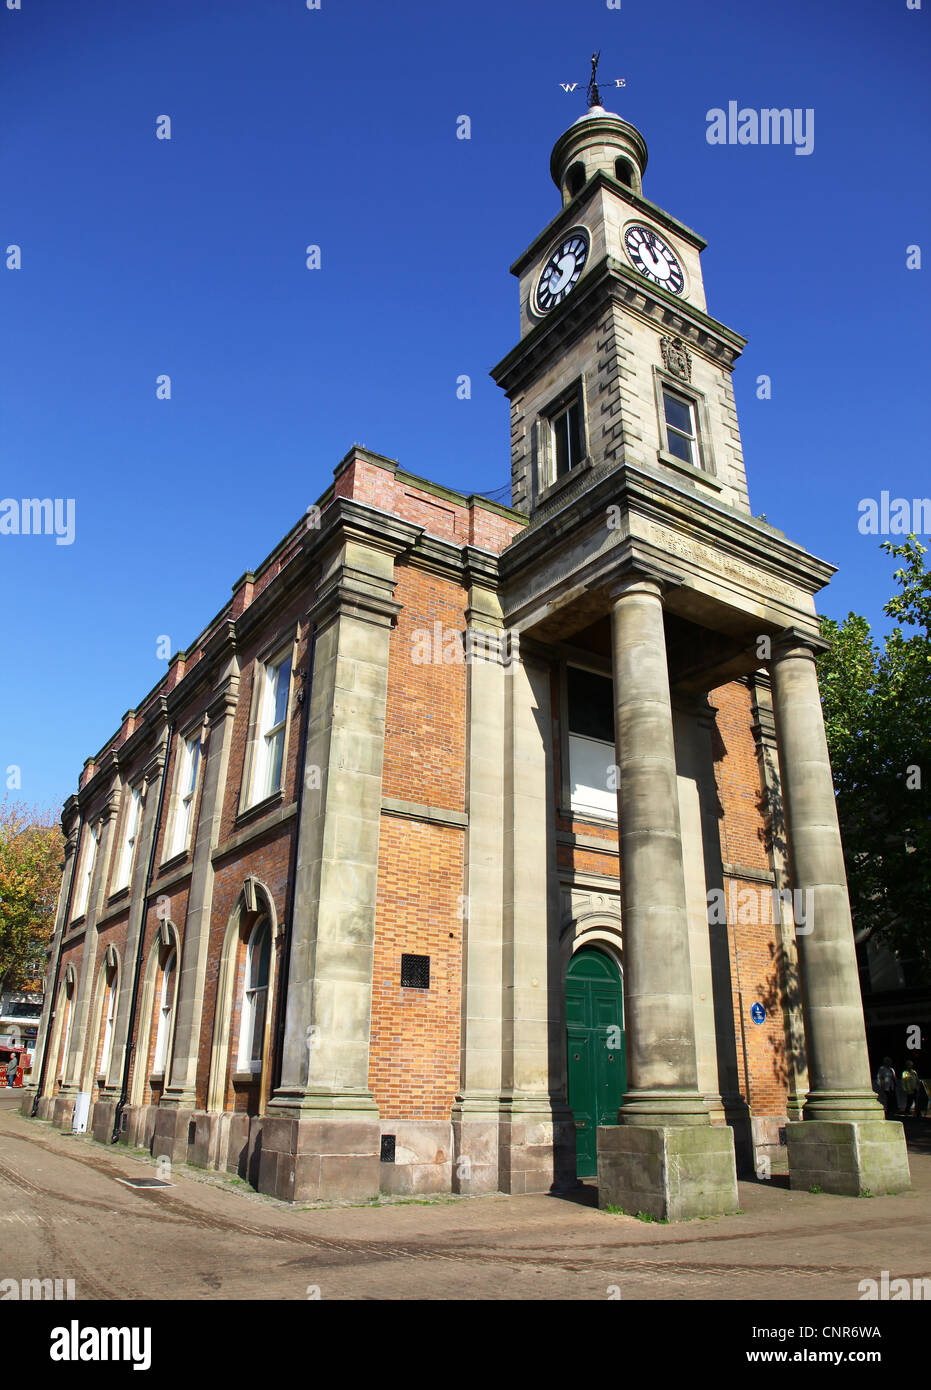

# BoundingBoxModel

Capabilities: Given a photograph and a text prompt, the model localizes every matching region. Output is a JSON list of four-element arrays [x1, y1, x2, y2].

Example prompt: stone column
[[55, 779, 120, 1129], [452, 585, 506, 1195], [155, 632, 239, 1157], [498, 646, 575, 1195], [596, 575, 738, 1219], [94, 727, 170, 1145], [21, 808, 79, 1120], [261, 536, 400, 1204], [769, 631, 910, 1194]]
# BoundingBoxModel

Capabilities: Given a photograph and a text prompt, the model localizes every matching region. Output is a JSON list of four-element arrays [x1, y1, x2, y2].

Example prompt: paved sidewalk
[[1, 1095, 929, 1301]]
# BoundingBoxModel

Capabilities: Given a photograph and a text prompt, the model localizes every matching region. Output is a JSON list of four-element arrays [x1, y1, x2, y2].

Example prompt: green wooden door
[[566, 949, 625, 1179]]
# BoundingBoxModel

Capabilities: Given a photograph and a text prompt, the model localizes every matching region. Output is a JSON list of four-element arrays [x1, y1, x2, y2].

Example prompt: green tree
[[819, 537, 931, 980], [0, 799, 63, 994]]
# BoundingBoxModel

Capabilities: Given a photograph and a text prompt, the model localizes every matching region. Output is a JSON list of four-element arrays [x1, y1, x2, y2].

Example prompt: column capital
[[607, 571, 666, 604], [770, 625, 831, 663]]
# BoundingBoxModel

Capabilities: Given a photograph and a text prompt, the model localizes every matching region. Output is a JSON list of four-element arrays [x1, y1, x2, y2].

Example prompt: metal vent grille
[[115, 1178, 175, 1189], [380, 1135, 396, 1164], [400, 954, 430, 989]]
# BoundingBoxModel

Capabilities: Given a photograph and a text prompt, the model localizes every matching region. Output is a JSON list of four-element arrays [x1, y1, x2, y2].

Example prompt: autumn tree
[[0, 799, 64, 994], [819, 537, 931, 979]]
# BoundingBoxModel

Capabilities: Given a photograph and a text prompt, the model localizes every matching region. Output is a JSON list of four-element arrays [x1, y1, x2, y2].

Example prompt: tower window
[[614, 158, 633, 188], [662, 389, 698, 466], [552, 400, 583, 478], [566, 162, 586, 199]]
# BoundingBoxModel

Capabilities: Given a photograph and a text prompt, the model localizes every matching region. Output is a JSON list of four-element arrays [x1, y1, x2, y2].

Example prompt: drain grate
[[115, 1177, 175, 1189]]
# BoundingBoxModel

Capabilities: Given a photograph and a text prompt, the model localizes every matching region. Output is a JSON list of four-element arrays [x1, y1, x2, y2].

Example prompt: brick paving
[[1, 1094, 929, 1306]]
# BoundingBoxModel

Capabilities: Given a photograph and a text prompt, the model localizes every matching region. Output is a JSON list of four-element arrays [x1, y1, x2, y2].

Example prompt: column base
[[786, 1119, 911, 1196], [19, 1088, 40, 1119], [597, 1123, 739, 1221], [256, 1113, 381, 1203], [451, 1100, 501, 1195], [618, 1089, 714, 1126], [801, 1090, 885, 1123], [497, 1099, 577, 1195], [91, 1098, 118, 1145]]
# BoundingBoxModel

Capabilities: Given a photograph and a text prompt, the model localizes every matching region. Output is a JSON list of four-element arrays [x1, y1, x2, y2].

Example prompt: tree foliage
[[819, 537, 931, 979], [0, 799, 63, 994]]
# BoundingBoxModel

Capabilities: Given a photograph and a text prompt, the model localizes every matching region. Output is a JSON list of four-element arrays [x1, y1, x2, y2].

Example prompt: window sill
[[149, 1072, 165, 1087], [158, 848, 191, 876], [231, 1070, 260, 1086], [562, 807, 619, 829], [656, 450, 722, 491], [537, 456, 592, 508], [107, 886, 130, 907], [236, 789, 283, 828]]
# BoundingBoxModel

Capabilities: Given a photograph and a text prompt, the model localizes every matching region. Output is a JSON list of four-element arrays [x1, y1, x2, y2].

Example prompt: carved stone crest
[[660, 335, 692, 382]]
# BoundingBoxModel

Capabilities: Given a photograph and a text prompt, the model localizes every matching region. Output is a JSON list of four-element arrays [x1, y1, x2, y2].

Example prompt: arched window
[[614, 157, 633, 188], [59, 978, 75, 1073], [152, 950, 176, 1075], [238, 918, 271, 1074], [565, 161, 586, 199], [100, 968, 118, 1076]]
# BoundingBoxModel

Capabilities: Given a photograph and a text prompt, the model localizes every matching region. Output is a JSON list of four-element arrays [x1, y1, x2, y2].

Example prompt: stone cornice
[[75, 749, 120, 814], [491, 255, 747, 398], [500, 461, 835, 605]]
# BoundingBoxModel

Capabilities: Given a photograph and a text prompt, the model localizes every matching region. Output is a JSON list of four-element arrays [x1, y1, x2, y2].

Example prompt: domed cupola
[[550, 104, 648, 205]]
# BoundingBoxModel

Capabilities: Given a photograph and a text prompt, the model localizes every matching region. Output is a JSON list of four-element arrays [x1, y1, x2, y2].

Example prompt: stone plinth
[[597, 1123, 739, 1221], [256, 1114, 381, 1203], [786, 1120, 911, 1197]]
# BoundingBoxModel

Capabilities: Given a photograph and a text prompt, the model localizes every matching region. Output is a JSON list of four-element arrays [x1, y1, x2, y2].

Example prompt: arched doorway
[[566, 948, 625, 1179]]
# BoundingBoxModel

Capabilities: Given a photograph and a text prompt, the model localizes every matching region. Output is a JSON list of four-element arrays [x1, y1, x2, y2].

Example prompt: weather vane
[[559, 51, 626, 105]]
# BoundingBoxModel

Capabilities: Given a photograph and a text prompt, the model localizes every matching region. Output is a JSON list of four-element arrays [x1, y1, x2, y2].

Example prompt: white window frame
[[550, 398, 583, 480], [169, 734, 201, 858], [237, 919, 271, 1074], [59, 988, 74, 1074], [152, 951, 176, 1076], [72, 825, 99, 920], [662, 387, 698, 467], [250, 652, 292, 806], [114, 785, 142, 892], [99, 970, 117, 1076]]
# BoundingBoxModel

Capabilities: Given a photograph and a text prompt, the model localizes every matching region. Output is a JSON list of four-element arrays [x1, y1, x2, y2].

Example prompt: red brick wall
[[381, 564, 467, 812], [712, 682, 791, 1116], [370, 817, 463, 1120]]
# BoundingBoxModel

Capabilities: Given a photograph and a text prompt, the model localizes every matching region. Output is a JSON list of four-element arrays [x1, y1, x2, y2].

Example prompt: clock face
[[533, 228, 590, 314], [623, 225, 685, 295]]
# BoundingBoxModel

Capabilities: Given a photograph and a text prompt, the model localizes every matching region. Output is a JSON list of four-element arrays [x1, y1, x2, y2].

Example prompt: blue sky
[[2, 0, 929, 812]]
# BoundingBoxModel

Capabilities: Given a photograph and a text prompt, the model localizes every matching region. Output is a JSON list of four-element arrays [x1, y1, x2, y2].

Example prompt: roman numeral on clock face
[[532, 227, 591, 315], [623, 225, 685, 296]]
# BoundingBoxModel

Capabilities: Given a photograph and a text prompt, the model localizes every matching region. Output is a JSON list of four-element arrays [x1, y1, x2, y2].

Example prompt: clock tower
[[492, 102, 749, 522], [478, 96, 910, 1217]]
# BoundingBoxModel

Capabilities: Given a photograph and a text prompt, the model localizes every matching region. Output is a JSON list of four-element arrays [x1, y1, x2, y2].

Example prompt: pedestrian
[[5, 1053, 18, 1089], [901, 1062, 920, 1117], [917, 1077, 929, 1120], [876, 1057, 897, 1119]]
